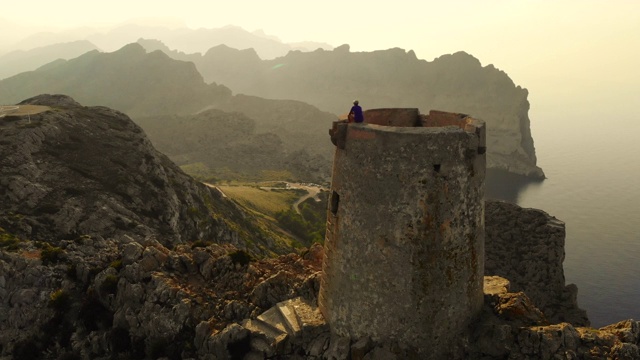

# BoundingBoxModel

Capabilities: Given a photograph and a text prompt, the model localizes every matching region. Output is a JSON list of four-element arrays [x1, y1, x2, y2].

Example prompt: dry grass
[[217, 185, 303, 217]]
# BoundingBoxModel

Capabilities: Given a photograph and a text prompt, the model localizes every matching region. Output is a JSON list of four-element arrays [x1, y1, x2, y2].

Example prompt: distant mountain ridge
[[0, 43, 335, 182], [2, 23, 332, 64], [0, 43, 232, 117], [0, 40, 544, 179], [0, 40, 99, 80], [184, 44, 544, 178]]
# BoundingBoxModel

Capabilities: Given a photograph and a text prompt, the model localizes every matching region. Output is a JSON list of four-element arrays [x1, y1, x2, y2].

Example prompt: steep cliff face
[[195, 47, 544, 178], [485, 200, 589, 326]]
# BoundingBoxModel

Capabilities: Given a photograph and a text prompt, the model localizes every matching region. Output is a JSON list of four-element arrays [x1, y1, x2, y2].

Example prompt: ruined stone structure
[[319, 109, 487, 357]]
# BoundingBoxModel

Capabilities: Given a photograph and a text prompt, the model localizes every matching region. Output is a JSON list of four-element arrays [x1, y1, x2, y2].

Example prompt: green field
[[216, 184, 303, 217]]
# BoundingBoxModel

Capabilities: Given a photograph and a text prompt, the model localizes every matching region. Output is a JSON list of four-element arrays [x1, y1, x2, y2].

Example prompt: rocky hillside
[[0, 94, 291, 255], [190, 45, 543, 178]]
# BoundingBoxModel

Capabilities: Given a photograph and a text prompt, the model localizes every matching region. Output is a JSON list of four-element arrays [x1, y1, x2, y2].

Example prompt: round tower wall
[[319, 109, 486, 356]]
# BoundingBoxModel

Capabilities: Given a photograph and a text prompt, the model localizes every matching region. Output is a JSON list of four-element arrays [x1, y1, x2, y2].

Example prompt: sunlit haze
[[4, 0, 639, 125]]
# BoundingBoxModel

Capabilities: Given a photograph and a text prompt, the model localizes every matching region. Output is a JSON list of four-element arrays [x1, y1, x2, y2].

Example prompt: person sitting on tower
[[348, 100, 364, 123]]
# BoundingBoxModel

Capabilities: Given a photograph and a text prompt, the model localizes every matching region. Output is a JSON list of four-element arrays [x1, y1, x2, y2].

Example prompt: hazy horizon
[[3, 0, 639, 133]]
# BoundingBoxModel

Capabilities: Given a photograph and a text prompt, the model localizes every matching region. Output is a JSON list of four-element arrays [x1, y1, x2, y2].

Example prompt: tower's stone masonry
[[319, 109, 486, 357]]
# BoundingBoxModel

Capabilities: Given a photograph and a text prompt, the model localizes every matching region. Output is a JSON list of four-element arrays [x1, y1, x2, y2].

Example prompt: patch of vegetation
[[110, 259, 123, 271], [49, 289, 71, 313], [0, 227, 20, 251], [180, 162, 215, 182], [217, 184, 301, 216], [39, 243, 64, 265], [259, 169, 295, 181], [275, 209, 325, 246], [229, 249, 253, 266]]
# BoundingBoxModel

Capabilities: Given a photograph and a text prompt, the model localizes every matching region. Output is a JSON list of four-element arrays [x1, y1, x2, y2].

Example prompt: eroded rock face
[[485, 200, 590, 326]]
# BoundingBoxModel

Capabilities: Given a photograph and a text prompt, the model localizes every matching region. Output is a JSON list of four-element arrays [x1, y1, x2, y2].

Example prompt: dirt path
[[289, 184, 323, 215]]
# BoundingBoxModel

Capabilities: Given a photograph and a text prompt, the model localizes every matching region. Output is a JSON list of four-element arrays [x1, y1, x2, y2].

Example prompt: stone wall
[[320, 109, 486, 358]]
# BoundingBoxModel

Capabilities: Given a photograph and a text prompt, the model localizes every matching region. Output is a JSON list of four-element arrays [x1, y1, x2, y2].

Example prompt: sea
[[486, 113, 640, 328]]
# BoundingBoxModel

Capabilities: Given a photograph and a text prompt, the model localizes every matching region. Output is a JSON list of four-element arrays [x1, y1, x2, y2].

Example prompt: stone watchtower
[[319, 109, 486, 357]]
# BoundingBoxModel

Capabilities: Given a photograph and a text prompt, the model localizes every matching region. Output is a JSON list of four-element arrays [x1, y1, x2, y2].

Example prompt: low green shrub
[[0, 228, 20, 251], [40, 243, 64, 265], [110, 259, 123, 271]]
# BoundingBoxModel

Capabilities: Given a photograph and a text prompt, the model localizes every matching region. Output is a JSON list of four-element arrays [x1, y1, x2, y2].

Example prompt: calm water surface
[[491, 114, 640, 327]]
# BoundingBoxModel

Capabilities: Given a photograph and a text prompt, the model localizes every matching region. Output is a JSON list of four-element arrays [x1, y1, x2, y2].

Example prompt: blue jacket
[[350, 105, 364, 123]]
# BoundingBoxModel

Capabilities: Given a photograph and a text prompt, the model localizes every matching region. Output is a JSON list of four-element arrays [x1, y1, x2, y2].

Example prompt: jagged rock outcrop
[[229, 276, 638, 360], [485, 200, 590, 326], [0, 235, 323, 359]]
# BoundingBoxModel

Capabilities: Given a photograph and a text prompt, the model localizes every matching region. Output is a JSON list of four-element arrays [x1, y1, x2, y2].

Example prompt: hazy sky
[[3, 0, 639, 124]]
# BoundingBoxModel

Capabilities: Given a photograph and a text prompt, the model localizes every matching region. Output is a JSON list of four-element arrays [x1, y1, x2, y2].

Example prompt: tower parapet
[[320, 109, 486, 357]]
